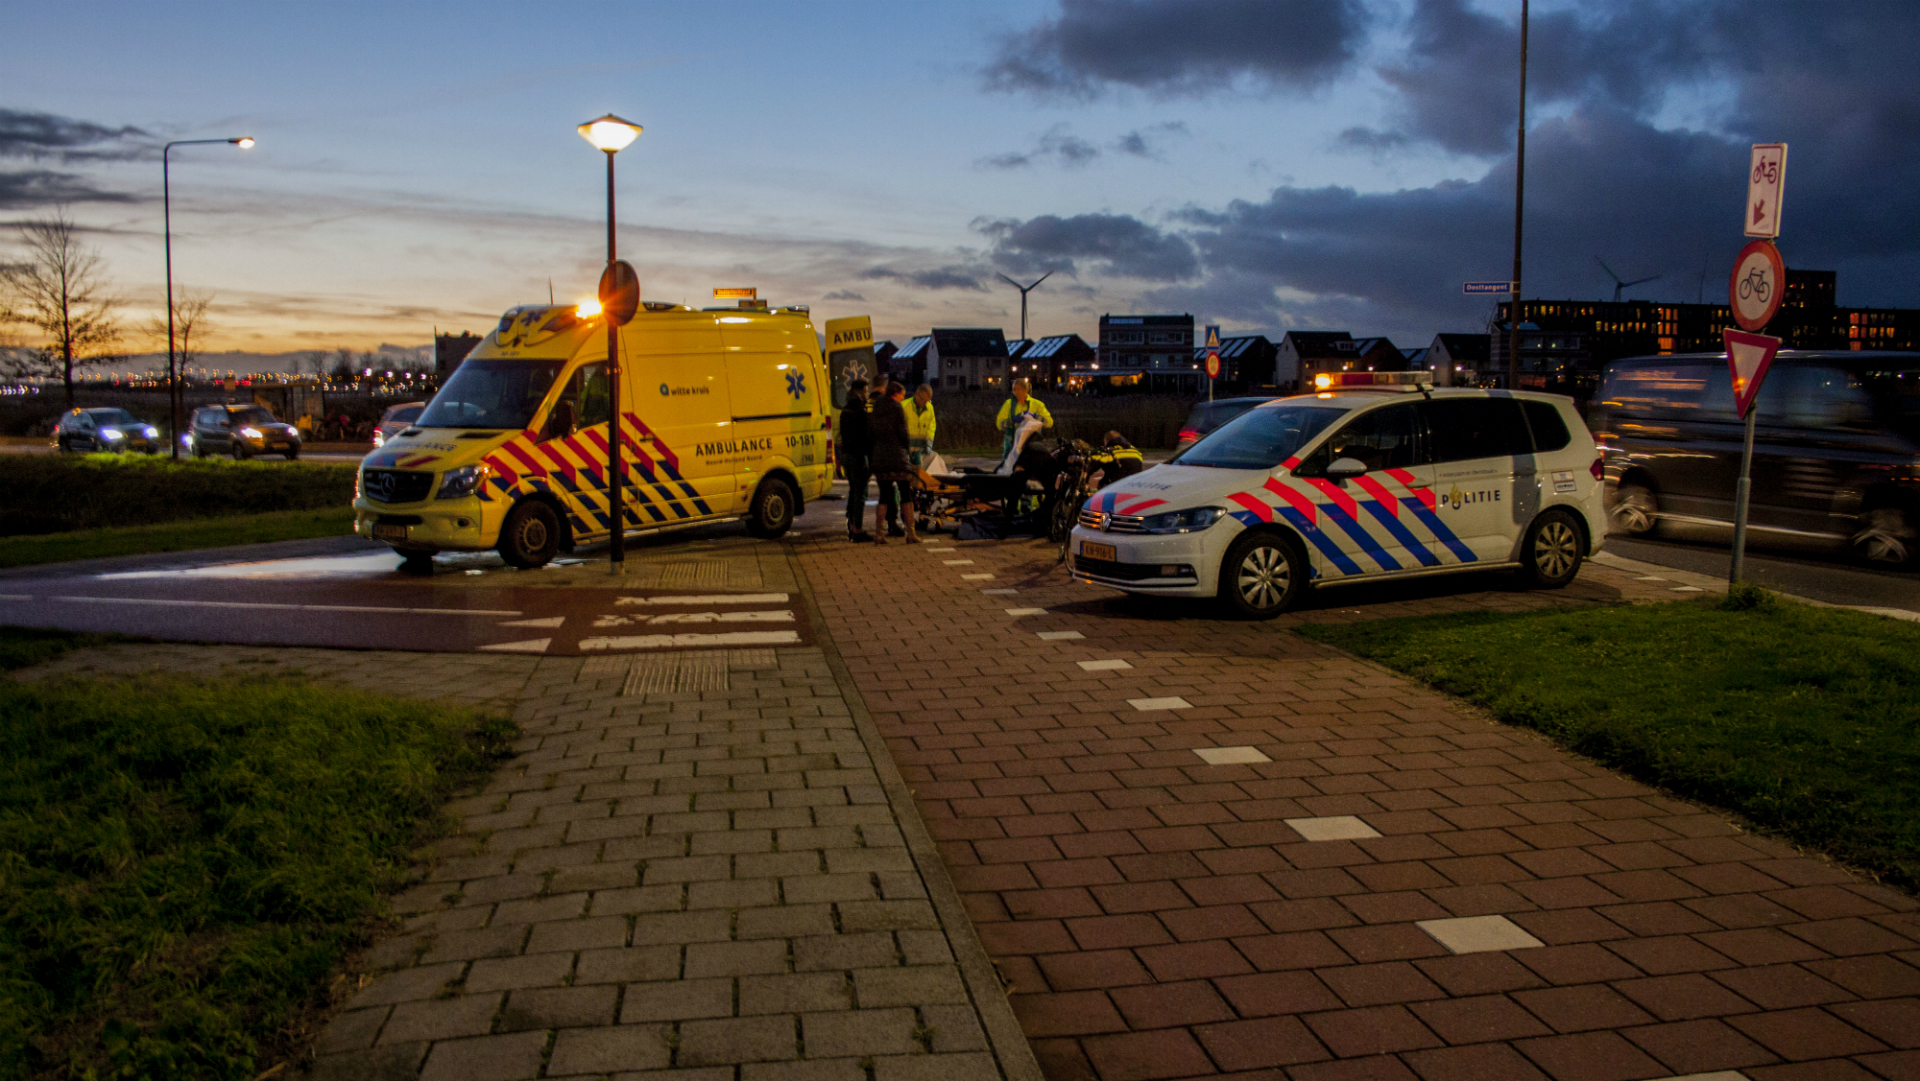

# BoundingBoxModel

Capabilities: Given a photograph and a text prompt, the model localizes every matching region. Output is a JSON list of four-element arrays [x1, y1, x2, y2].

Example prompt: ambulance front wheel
[[499, 500, 560, 569], [745, 476, 797, 539], [1218, 530, 1306, 619]]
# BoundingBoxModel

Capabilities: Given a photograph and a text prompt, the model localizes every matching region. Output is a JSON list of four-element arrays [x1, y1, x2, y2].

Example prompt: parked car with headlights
[[52, 407, 162, 454], [1070, 374, 1606, 617], [372, 401, 426, 448], [1592, 350, 1920, 567], [187, 404, 302, 460], [1175, 396, 1281, 451]]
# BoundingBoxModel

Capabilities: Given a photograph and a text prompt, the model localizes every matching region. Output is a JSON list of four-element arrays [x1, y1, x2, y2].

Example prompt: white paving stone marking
[[1077, 659, 1133, 671], [1129, 696, 1191, 711], [943, 559, 976, 565], [1194, 746, 1269, 765], [961, 573, 996, 580], [981, 588, 1018, 595], [1036, 630, 1083, 640], [616, 593, 790, 606], [1285, 815, 1382, 840], [1417, 915, 1545, 954], [1670, 585, 1706, 592], [1634, 575, 1668, 581], [1005, 607, 1047, 617], [477, 638, 551, 654], [499, 615, 566, 628]]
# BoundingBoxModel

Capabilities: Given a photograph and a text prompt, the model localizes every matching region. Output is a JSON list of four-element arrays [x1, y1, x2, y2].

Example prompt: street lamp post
[[577, 115, 642, 572], [163, 136, 253, 458]]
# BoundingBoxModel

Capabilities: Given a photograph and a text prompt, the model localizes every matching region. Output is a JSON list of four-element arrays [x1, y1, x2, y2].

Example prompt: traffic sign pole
[[1730, 407, 1757, 583], [1721, 328, 1781, 585]]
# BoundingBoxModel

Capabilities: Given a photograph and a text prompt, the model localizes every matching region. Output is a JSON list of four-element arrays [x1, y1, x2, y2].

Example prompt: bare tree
[[147, 288, 214, 371], [0, 206, 123, 407]]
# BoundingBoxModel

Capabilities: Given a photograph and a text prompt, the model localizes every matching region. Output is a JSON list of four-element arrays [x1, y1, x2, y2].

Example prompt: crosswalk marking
[[594, 610, 794, 628], [580, 630, 801, 651], [500, 616, 566, 628], [479, 638, 551, 653]]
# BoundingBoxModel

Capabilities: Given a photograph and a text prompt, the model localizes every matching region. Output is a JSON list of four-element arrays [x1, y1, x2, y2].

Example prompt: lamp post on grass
[[163, 136, 253, 458], [577, 114, 642, 572]]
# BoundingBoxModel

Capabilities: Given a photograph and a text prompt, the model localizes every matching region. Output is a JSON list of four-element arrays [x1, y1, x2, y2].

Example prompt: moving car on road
[[187, 404, 303, 460], [1175, 396, 1281, 452], [1069, 375, 1606, 617], [1592, 350, 1920, 567], [372, 401, 426, 448], [52, 408, 162, 454], [353, 301, 848, 571]]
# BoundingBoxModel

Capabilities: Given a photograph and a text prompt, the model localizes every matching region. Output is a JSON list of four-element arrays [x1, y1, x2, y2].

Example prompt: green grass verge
[[0, 672, 515, 1081], [1299, 589, 1920, 890], [0, 627, 122, 672], [2, 455, 356, 536], [0, 507, 357, 569]]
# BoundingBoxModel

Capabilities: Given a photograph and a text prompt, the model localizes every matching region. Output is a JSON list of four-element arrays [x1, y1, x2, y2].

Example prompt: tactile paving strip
[[623, 649, 730, 695]]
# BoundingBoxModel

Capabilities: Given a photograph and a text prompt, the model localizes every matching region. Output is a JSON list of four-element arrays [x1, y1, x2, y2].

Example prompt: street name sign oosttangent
[[1725, 141, 1787, 586], [1463, 281, 1516, 295], [1203, 325, 1222, 396]]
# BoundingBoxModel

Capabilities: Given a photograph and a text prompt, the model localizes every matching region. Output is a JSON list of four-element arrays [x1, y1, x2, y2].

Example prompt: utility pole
[[1508, 0, 1528, 390]]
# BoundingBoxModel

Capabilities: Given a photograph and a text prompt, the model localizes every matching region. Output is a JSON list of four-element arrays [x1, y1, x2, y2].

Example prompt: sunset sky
[[7, 0, 1918, 358]]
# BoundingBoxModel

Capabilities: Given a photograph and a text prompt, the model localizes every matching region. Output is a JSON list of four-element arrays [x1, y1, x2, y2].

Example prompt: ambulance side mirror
[[1326, 457, 1368, 484]]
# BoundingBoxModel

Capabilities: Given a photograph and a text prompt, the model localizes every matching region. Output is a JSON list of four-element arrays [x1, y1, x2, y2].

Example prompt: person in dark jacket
[[838, 379, 873, 541], [867, 381, 918, 544]]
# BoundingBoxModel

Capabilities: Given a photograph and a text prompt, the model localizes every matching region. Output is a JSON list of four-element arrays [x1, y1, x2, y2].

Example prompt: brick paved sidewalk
[[19, 632, 1040, 1080], [792, 524, 1920, 1081]]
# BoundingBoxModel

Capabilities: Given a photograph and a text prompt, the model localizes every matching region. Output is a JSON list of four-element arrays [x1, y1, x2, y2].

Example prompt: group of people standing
[[838, 379, 934, 543]]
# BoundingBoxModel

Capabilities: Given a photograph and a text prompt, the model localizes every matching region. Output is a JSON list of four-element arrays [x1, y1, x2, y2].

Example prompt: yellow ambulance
[[353, 302, 858, 570]]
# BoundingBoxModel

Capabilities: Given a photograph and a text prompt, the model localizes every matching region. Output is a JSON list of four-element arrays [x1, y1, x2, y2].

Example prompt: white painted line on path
[[479, 638, 551, 654], [501, 616, 566, 628], [0, 594, 31, 601], [49, 596, 522, 616], [596, 610, 794, 628], [617, 593, 790, 606], [580, 630, 802, 652]]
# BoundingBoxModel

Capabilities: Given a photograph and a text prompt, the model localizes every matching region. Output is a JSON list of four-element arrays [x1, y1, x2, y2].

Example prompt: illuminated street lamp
[[577, 113, 641, 571], [163, 135, 253, 457]]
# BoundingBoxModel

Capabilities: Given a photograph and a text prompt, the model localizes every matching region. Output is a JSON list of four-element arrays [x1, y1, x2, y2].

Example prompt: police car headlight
[[240, 426, 264, 439], [100, 427, 124, 441], [437, 463, 492, 500], [1138, 506, 1227, 534], [142, 426, 159, 439]]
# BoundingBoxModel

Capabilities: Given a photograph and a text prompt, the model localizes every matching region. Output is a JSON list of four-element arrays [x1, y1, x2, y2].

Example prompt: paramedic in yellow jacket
[[995, 377, 1053, 458], [905, 383, 937, 468]]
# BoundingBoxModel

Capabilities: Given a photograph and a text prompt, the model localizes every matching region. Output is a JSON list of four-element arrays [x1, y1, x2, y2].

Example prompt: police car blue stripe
[[1278, 507, 1364, 576], [1323, 505, 1402, 572], [1404, 499, 1477, 563], [1362, 501, 1442, 567]]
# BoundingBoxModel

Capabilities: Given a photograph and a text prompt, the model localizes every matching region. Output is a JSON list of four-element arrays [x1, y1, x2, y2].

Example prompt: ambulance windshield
[[1173, 403, 1346, 470], [418, 359, 565, 430]]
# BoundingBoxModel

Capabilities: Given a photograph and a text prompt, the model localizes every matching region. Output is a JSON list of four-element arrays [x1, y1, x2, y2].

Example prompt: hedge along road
[[0, 543, 815, 656]]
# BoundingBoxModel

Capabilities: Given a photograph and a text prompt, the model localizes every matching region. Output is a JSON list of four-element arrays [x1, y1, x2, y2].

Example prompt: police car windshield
[[1172, 403, 1346, 469], [418, 360, 564, 430]]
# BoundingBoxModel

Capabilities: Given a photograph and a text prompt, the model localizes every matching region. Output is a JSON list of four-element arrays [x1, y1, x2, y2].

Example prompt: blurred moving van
[[353, 301, 848, 569]]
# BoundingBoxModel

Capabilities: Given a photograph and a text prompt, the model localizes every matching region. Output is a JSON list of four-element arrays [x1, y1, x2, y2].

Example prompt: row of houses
[[865, 314, 1494, 395]]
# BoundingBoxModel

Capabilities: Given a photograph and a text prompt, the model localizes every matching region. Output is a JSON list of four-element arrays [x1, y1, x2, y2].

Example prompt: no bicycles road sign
[[1729, 239, 1785, 332]]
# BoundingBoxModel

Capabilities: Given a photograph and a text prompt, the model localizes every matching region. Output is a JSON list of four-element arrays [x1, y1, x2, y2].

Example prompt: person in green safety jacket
[[904, 383, 937, 468], [994, 377, 1054, 458]]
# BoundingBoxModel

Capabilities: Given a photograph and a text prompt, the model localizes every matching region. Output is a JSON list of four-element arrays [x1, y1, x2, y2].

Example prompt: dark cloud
[[0, 169, 139, 210], [0, 108, 149, 162], [979, 213, 1199, 281], [859, 265, 987, 291], [1115, 121, 1189, 160], [985, 0, 1371, 98], [978, 125, 1101, 170], [822, 290, 865, 302]]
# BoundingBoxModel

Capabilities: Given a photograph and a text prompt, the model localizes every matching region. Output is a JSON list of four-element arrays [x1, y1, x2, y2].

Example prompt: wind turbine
[[997, 271, 1053, 343], [1595, 256, 1661, 303]]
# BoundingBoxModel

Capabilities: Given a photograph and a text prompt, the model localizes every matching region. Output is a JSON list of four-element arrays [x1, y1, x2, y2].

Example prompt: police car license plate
[[373, 523, 408, 541], [1081, 541, 1116, 562]]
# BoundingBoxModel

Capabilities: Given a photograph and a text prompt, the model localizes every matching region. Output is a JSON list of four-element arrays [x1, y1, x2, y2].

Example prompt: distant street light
[[164, 135, 253, 457], [577, 113, 642, 572]]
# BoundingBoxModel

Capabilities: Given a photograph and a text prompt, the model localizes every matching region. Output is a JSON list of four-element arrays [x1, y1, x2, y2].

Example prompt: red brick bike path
[[792, 529, 1920, 1081]]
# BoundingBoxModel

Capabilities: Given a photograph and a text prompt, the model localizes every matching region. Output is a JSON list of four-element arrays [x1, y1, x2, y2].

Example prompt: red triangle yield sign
[[1724, 328, 1782, 419]]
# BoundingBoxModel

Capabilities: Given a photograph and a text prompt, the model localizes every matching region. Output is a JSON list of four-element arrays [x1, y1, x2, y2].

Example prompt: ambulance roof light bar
[[1312, 371, 1434, 392]]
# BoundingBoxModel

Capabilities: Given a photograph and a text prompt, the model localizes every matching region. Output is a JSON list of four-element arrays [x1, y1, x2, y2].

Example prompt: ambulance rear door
[[824, 316, 875, 409]]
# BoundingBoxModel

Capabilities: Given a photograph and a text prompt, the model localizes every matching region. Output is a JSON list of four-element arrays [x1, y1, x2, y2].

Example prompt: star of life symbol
[[785, 371, 806, 399]]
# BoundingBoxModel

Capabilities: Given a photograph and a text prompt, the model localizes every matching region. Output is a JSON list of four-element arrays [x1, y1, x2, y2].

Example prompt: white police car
[[1068, 375, 1607, 617]]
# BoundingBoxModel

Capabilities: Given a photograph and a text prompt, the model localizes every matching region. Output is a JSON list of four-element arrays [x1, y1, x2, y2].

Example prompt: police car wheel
[[1521, 510, 1583, 588], [1611, 483, 1657, 536], [745, 477, 796, 539], [1219, 532, 1305, 619], [499, 501, 560, 568]]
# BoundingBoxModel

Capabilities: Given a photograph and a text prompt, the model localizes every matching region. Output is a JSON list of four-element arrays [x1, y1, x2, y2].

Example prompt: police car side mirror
[[1326, 457, 1369, 483]]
